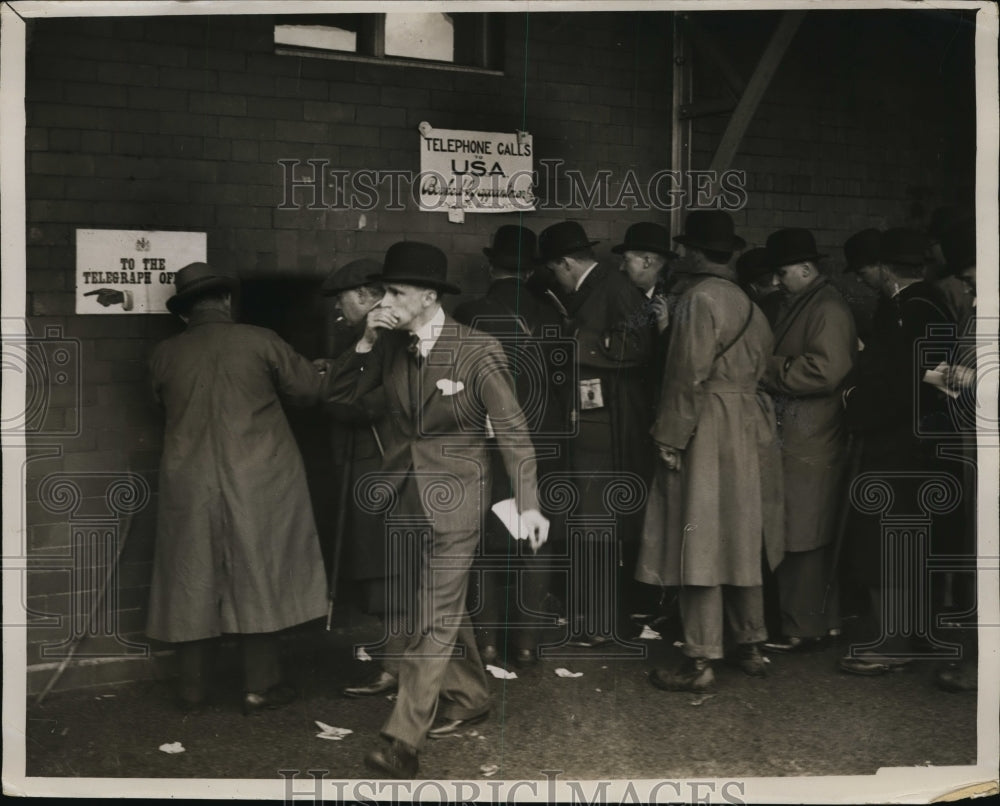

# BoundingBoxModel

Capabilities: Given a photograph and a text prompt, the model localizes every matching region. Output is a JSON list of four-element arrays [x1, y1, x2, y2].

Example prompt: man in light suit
[[325, 241, 549, 779]]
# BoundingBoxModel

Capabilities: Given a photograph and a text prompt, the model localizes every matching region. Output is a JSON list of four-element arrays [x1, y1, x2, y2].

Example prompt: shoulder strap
[[717, 298, 755, 359]]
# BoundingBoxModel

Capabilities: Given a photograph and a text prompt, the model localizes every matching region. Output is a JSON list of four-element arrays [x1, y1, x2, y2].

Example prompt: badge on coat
[[579, 378, 605, 410]]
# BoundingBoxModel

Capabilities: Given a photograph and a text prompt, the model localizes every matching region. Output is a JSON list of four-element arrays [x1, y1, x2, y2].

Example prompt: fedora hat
[[612, 222, 679, 259], [167, 262, 239, 315], [369, 241, 460, 295], [673, 210, 746, 253], [766, 228, 825, 268], [483, 225, 537, 273], [735, 247, 774, 285], [879, 228, 929, 266], [322, 258, 383, 296], [843, 229, 882, 273], [538, 221, 599, 263]]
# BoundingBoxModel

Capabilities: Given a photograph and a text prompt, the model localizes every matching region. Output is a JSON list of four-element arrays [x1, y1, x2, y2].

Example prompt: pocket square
[[436, 378, 465, 396]]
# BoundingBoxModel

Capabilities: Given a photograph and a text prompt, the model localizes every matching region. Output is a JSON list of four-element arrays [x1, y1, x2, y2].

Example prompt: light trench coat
[[637, 271, 784, 588]]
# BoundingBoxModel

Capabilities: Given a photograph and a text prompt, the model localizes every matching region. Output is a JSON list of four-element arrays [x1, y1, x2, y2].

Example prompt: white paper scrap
[[485, 664, 518, 680], [639, 624, 662, 640], [554, 668, 583, 678], [356, 646, 372, 662], [158, 742, 185, 754], [314, 721, 353, 741], [480, 764, 500, 777]]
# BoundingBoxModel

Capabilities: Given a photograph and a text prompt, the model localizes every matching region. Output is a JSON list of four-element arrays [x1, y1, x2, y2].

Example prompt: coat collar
[[186, 309, 232, 328]]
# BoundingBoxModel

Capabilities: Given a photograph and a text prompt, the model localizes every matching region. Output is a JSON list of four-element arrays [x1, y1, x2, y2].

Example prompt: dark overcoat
[[558, 263, 655, 519], [844, 282, 959, 582], [637, 271, 784, 587], [764, 277, 857, 553], [146, 309, 328, 643]]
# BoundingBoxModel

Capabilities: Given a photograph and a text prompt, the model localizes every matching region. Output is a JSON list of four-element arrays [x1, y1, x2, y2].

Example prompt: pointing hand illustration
[[84, 289, 133, 310]]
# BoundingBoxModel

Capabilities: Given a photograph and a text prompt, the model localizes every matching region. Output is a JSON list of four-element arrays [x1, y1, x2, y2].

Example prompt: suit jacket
[[325, 314, 539, 533], [453, 276, 569, 437]]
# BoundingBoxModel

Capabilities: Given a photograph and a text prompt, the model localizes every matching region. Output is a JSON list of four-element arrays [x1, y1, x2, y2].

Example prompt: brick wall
[[20, 8, 975, 691], [686, 9, 975, 312], [21, 10, 674, 692]]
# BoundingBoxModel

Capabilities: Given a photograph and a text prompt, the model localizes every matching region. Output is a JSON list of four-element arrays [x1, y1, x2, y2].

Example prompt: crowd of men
[[146, 205, 978, 778]]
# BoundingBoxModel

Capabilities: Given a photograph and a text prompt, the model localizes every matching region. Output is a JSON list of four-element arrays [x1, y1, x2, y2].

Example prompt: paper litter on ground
[[480, 764, 500, 777], [158, 742, 185, 754], [314, 721, 353, 741], [485, 664, 518, 679], [355, 646, 372, 662], [554, 667, 583, 678], [638, 624, 662, 640]]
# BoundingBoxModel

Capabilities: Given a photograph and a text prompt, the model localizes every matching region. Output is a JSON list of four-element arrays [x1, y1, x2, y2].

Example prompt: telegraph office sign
[[417, 122, 535, 220], [75, 229, 207, 314]]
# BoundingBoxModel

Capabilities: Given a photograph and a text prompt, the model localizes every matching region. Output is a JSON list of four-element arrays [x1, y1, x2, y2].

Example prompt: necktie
[[406, 333, 421, 420]]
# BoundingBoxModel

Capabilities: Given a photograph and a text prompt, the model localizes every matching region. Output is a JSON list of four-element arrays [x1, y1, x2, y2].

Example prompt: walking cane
[[35, 475, 139, 706], [326, 429, 356, 631], [822, 431, 865, 614]]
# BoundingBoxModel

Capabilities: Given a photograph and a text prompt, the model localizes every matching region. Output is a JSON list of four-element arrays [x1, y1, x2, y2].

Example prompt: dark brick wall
[[20, 8, 975, 690], [687, 9, 975, 303], [21, 10, 674, 691]]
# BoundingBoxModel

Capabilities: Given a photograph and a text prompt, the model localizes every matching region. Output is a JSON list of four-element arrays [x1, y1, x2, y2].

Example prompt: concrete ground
[[24, 616, 978, 782]]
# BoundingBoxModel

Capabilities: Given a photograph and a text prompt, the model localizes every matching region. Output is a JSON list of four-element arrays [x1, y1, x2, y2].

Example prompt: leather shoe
[[343, 670, 398, 698], [736, 643, 767, 677], [427, 710, 489, 739], [242, 682, 297, 715], [480, 645, 498, 665], [934, 662, 977, 692], [838, 655, 910, 676], [649, 657, 714, 692], [513, 648, 537, 669], [364, 740, 419, 779], [763, 635, 829, 653]]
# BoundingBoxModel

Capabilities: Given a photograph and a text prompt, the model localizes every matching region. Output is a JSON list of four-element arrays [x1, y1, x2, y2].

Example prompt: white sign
[[417, 122, 534, 219], [75, 229, 207, 315]]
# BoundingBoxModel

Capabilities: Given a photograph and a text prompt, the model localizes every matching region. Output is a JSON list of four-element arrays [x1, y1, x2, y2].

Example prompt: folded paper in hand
[[492, 498, 526, 540], [923, 362, 960, 399]]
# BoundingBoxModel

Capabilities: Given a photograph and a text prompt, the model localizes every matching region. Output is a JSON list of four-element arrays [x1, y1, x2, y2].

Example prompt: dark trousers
[[774, 543, 841, 638], [470, 520, 552, 653], [176, 632, 281, 702]]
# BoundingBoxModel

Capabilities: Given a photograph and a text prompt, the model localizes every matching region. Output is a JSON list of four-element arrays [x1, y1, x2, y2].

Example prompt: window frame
[[274, 12, 505, 76]]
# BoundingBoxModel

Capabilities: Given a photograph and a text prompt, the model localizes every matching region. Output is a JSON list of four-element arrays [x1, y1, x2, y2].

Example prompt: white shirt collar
[[574, 262, 598, 292], [645, 286, 656, 299], [411, 305, 446, 358]]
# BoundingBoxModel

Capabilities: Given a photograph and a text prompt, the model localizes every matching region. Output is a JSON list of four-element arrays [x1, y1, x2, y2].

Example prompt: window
[[275, 13, 504, 73]]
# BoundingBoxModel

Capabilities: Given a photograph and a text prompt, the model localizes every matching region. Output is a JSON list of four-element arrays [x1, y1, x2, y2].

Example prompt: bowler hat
[[766, 228, 825, 268], [939, 217, 975, 273], [369, 241, 460, 295], [673, 210, 746, 253], [167, 262, 239, 315], [735, 247, 774, 285], [322, 259, 383, 296], [612, 222, 679, 259], [843, 229, 882, 273], [538, 221, 599, 263], [879, 228, 929, 266], [483, 225, 537, 273]]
